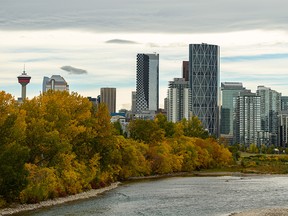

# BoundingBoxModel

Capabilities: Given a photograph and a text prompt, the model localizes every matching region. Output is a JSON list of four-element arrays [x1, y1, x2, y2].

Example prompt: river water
[[17, 175, 288, 216]]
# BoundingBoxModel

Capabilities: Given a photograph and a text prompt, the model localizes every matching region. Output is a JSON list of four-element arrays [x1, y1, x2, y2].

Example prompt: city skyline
[[1, 0, 288, 111]]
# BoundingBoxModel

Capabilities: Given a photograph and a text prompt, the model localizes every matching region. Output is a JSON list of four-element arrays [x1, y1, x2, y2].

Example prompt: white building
[[42, 75, 69, 93], [167, 78, 191, 122], [234, 90, 261, 146], [256, 85, 281, 146]]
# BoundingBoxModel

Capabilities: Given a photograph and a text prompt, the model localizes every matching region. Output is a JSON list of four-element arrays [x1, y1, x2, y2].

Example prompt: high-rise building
[[279, 110, 288, 147], [220, 82, 245, 136], [164, 97, 168, 113], [131, 91, 136, 113], [281, 96, 288, 111], [136, 53, 159, 114], [167, 78, 191, 123], [234, 90, 261, 147], [256, 86, 281, 146], [42, 75, 69, 93], [189, 43, 220, 136], [17, 68, 31, 101], [100, 87, 116, 114], [182, 61, 189, 81]]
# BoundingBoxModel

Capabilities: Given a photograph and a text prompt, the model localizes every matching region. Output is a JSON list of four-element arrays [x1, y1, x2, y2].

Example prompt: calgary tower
[[17, 67, 31, 101]]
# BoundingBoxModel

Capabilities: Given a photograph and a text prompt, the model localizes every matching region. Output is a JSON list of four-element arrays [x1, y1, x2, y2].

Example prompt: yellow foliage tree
[[20, 163, 62, 203]]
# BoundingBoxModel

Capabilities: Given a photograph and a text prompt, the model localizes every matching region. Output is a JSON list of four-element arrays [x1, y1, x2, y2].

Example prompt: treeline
[[0, 90, 232, 206]]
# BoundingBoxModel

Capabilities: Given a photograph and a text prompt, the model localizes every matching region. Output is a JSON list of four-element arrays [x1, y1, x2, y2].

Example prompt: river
[[14, 175, 288, 216]]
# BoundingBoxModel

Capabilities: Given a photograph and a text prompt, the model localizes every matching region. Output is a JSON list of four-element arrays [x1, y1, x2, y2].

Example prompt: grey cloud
[[106, 39, 138, 44], [1, 0, 288, 33], [60, 66, 87, 75]]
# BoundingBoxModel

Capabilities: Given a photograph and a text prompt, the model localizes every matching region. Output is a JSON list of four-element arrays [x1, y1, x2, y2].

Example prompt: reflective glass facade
[[220, 82, 244, 135], [189, 43, 220, 136], [256, 86, 281, 146]]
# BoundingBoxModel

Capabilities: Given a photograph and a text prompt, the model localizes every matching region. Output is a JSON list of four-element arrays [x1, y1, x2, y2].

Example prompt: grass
[[237, 153, 288, 174]]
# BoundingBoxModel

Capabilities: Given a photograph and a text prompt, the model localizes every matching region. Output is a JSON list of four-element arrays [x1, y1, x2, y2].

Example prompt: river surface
[[17, 175, 288, 216]]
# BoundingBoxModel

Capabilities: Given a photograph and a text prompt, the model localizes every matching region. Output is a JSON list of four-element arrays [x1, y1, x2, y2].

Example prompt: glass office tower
[[189, 43, 220, 136], [221, 82, 245, 135]]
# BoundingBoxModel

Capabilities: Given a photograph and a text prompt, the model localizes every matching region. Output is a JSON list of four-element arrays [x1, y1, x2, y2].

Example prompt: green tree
[[181, 116, 209, 139], [154, 113, 176, 137], [248, 143, 258, 154], [0, 92, 30, 201], [113, 120, 123, 136], [129, 119, 165, 145]]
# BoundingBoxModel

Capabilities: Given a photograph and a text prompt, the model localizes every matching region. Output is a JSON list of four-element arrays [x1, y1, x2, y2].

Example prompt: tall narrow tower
[[17, 68, 31, 101], [189, 43, 220, 136], [136, 53, 159, 114]]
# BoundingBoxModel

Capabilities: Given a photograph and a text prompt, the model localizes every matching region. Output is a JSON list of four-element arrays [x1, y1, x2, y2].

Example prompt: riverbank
[[0, 182, 120, 216], [127, 171, 245, 180], [230, 208, 288, 216], [0, 171, 240, 215], [1, 172, 286, 216]]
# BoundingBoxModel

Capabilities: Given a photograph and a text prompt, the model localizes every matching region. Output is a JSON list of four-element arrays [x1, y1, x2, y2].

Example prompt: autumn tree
[[116, 136, 150, 179], [129, 119, 165, 145], [0, 91, 30, 202], [21, 91, 92, 166], [154, 113, 176, 137]]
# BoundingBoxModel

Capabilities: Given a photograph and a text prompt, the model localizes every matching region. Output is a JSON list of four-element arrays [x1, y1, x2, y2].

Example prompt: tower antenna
[[23, 64, 26, 75]]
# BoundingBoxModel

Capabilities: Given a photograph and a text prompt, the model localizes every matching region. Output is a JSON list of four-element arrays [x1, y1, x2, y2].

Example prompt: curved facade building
[[189, 43, 220, 136], [42, 75, 69, 93]]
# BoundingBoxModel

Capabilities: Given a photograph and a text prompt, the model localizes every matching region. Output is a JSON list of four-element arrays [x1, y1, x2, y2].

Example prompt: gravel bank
[[230, 208, 288, 216], [0, 182, 120, 216]]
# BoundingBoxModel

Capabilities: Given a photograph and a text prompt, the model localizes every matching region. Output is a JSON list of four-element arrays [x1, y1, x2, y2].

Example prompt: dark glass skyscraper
[[189, 43, 220, 136], [136, 53, 159, 114]]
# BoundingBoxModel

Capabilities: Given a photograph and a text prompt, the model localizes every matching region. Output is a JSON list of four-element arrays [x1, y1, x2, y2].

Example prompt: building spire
[[23, 64, 26, 75]]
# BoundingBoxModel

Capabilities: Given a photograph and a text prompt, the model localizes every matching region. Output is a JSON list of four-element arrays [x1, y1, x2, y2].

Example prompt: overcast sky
[[1, 0, 288, 110]]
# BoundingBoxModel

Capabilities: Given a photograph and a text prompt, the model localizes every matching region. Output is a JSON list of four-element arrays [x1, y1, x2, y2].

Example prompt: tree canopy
[[0, 91, 232, 206]]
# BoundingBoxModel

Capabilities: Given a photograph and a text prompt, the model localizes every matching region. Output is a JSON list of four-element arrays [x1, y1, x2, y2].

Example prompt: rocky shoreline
[[0, 182, 120, 216]]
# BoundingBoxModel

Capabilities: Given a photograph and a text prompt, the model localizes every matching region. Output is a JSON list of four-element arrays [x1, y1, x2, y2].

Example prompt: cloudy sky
[[1, 0, 288, 110]]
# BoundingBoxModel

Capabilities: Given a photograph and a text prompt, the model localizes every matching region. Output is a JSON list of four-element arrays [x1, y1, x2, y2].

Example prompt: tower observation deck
[[17, 69, 31, 101]]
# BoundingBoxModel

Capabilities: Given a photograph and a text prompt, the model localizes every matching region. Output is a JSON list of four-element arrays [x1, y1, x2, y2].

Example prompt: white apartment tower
[[234, 90, 261, 146], [256, 85, 281, 146], [167, 78, 191, 122]]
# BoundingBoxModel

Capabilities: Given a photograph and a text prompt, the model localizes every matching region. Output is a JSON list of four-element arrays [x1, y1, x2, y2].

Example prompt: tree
[[181, 116, 209, 139], [154, 113, 176, 137], [129, 119, 165, 145], [22, 91, 92, 166], [113, 120, 123, 136], [248, 143, 258, 154], [0, 91, 30, 201]]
